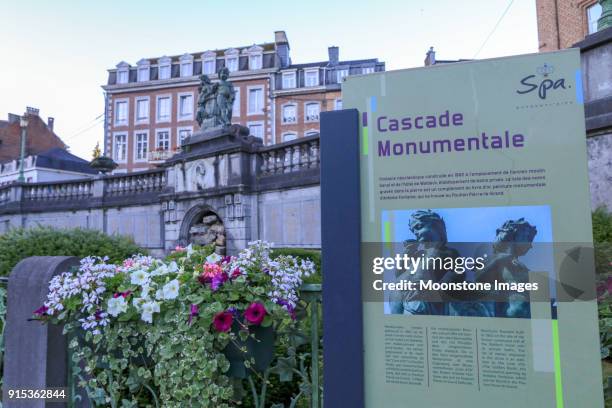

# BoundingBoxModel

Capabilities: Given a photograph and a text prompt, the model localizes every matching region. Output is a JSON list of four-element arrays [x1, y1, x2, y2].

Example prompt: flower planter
[[223, 324, 275, 379]]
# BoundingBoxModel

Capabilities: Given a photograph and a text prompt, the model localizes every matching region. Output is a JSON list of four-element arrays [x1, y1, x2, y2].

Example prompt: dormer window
[[336, 69, 349, 83], [116, 61, 130, 84], [158, 56, 172, 80], [248, 45, 263, 70], [179, 53, 194, 77], [282, 72, 296, 89], [136, 59, 150, 82], [202, 51, 216, 75], [305, 69, 319, 87], [362, 67, 375, 74], [225, 48, 239, 73]]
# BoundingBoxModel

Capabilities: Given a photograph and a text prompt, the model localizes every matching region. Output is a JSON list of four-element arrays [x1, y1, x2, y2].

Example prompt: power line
[[473, 0, 515, 59], [64, 117, 104, 141], [64, 113, 105, 138]]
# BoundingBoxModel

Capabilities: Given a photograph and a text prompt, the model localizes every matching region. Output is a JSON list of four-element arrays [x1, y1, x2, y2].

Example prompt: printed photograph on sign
[[381, 205, 554, 318]]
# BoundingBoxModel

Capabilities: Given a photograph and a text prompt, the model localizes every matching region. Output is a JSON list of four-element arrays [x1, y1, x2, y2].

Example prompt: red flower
[[33, 305, 49, 316], [213, 311, 233, 332], [230, 267, 242, 279], [244, 302, 266, 325]]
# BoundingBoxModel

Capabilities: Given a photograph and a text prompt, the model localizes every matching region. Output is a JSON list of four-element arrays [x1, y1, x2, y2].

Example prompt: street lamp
[[18, 113, 29, 183]]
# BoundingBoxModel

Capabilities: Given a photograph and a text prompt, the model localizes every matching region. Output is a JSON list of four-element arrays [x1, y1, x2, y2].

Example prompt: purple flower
[[33, 305, 49, 316], [188, 304, 199, 325], [221, 256, 232, 264], [211, 272, 229, 291], [244, 302, 266, 325], [276, 299, 296, 320], [213, 311, 233, 332]]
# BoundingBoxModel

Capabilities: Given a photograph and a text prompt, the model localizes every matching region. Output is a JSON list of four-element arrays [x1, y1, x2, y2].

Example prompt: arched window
[[282, 132, 298, 142], [305, 102, 320, 122], [282, 104, 297, 123]]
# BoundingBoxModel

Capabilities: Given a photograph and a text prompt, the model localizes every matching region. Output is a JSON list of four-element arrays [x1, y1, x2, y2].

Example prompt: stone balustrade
[[105, 169, 167, 196], [23, 179, 93, 201], [259, 135, 320, 176]]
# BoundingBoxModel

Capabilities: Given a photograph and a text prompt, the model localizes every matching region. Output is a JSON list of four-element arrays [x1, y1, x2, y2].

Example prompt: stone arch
[[179, 203, 226, 254]]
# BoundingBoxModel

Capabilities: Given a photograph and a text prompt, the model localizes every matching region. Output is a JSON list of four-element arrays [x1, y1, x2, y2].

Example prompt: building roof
[[34, 147, 97, 174], [0, 121, 8, 129], [288, 58, 381, 69]]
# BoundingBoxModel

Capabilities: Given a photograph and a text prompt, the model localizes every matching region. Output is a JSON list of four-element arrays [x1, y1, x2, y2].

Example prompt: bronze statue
[[388, 210, 460, 315], [195, 67, 235, 130]]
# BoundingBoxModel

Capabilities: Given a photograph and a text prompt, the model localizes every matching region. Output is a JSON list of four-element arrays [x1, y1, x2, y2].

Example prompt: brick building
[[102, 31, 384, 172], [0, 107, 66, 163], [536, 0, 603, 51]]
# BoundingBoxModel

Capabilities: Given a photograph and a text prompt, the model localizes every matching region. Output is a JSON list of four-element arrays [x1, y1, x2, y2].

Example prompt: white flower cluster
[[120, 257, 181, 323], [230, 240, 316, 311], [45, 256, 117, 335], [267, 256, 315, 310]]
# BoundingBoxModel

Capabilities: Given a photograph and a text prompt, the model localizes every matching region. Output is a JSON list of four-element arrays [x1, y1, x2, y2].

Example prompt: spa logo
[[516, 63, 569, 100]]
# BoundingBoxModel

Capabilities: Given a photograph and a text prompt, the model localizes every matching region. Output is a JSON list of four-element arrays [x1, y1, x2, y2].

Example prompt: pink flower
[[33, 305, 49, 316], [230, 267, 243, 279], [198, 263, 224, 284], [174, 245, 186, 253], [113, 290, 132, 299], [123, 259, 135, 268], [244, 302, 266, 325], [213, 311, 233, 332]]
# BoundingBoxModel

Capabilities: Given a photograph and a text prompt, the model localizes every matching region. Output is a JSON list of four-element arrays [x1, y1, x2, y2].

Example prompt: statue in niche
[[388, 210, 460, 316], [195, 67, 235, 130]]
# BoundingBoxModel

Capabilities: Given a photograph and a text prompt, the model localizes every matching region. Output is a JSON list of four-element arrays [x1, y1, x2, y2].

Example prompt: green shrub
[[271, 248, 321, 284], [0, 226, 144, 276], [593, 207, 612, 276]]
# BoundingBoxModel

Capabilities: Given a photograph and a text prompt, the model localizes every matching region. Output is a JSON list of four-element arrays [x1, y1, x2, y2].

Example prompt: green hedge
[[593, 207, 612, 276], [0, 227, 145, 276], [272, 247, 321, 284]]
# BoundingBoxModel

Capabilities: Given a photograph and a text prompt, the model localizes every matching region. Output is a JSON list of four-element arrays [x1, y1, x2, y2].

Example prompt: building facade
[[536, 0, 603, 51], [0, 107, 66, 164], [102, 31, 384, 172]]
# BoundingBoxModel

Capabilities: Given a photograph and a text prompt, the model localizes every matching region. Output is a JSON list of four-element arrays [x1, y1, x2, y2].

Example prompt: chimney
[[274, 30, 291, 68], [47, 117, 54, 131], [7, 114, 20, 124], [26, 106, 39, 116], [328, 46, 339, 66], [424, 47, 436, 66]]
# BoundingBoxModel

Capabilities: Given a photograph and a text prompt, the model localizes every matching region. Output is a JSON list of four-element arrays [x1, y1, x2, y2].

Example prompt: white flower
[[155, 289, 164, 300], [141, 284, 152, 298], [162, 279, 180, 300], [140, 301, 160, 323], [206, 253, 222, 264], [186, 244, 194, 257], [130, 269, 149, 286], [168, 261, 178, 272], [107, 296, 127, 317], [132, 297, 146, 311]]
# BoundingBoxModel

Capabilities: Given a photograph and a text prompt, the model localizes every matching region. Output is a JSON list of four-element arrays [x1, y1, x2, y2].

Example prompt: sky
[[0, 0, 538, 159]]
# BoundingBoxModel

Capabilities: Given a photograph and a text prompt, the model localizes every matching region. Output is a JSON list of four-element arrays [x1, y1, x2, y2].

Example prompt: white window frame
[[116, 62, 130, 85], [134, 96, 150, 124], [247, 85, 265, 115], [155, 128, 171, 151], [281, 103, 297, 124], [232, 88, 241, 117], [304, 102, 320, 123], [134, 130, 149, 162], [282, 132, 298, 142], [156, 94, 172, 123], [114, 98, 129, 126], [282, 71, 297, 89], [179, 53, 194, 77], [177, 126, 194, 147], [177, 92, 194, 121], [587, 3, 602, 34], [158, 56, 172, 80], [112, 132, 128, 163], [248, 45, 264, 70], [247, 121, 265, 140], [202, 51, 217, 75], [304, 69, 319, 87], [305, 129, 319, 137], [335, 98, 343, 110], [136, 59, 150, 82], [225, 48, 239, 73], [336, 68, 349, 83], [362, 66, 375, 74]]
